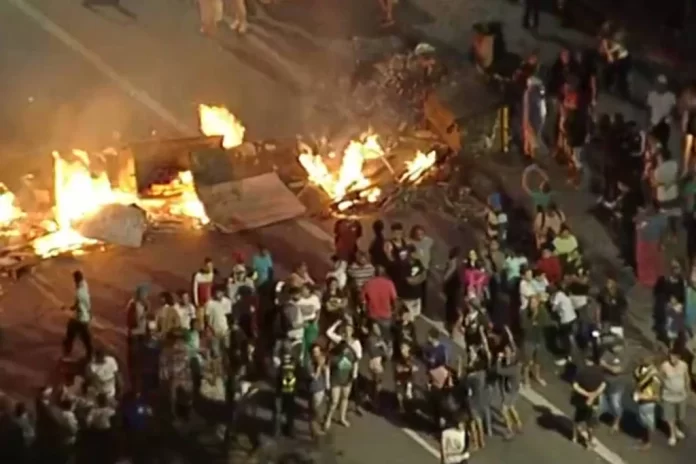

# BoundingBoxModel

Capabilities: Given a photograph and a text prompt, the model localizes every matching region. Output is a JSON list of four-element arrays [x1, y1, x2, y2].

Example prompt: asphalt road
[[0, 0, 692, 463]]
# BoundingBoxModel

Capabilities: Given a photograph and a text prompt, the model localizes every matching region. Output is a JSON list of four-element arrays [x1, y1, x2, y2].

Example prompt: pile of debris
[[350, 38, 447, 130]]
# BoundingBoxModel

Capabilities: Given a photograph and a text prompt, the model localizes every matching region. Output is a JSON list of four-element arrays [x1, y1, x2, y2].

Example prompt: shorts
[[310, 391, 325, 419], [523, 340, 542, 362], [661, 400, 687, 423], [573, 404, 598, 426]]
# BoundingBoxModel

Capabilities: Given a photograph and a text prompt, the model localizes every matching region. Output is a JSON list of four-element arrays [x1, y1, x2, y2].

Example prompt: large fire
[[198, 104, 245, 149], [26, 104, 249, 258], [298, 134, 437, 211], [0, 183, 24, 227]]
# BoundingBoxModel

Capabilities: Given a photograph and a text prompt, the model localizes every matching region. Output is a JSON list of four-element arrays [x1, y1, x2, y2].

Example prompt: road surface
[[0, 0, 692, 463]]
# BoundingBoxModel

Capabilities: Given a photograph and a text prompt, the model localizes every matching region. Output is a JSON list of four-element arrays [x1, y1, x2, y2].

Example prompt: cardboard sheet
[[196, 173, 306, 233]]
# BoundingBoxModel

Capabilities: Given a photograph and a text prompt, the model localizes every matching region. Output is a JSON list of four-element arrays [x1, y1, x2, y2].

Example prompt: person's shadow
[[82, 0, 137, 20]]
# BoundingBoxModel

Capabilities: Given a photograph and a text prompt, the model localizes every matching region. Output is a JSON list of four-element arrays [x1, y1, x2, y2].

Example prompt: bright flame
[[32, 150, 210, 258], [0, 183, 25, 226], [32, 150, 129, 258], [198, 104, 245, 149], [400, 150, 437, 183], [141, 171, 209, 226], [298, 135, 384, 207]]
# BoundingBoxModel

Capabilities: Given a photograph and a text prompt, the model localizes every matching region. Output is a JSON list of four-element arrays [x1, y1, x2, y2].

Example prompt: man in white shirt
[[86, 349, 121, 400], [551, 285, 577, 366], [647, 75, 676, 148], [205, 287, 232, 356]]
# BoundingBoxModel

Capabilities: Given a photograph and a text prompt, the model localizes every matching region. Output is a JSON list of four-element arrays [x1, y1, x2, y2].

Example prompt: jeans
[[466, 371, 492, 436], [637, 402, 656, 431], [599, 387, 624, 419], [273, 394, 297, 436]]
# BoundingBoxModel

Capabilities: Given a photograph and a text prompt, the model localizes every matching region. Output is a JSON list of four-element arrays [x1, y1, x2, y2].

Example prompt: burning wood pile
[[0, 104, 246, 274], [297, 132, 442, 215]]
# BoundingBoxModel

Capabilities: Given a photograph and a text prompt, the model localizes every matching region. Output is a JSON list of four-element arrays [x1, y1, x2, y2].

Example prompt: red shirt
[[536, 256, 563, 285], [362, 276, 397, 320]]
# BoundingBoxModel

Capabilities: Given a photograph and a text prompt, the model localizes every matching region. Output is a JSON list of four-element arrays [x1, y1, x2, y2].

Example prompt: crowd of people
[[2, 7, 696, 464]]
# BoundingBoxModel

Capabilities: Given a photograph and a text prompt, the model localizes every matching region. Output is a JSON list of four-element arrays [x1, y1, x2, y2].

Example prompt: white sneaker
[[555, 358, 568, 366], [676, 429, 686, 440], [668, 436, 677, 446]]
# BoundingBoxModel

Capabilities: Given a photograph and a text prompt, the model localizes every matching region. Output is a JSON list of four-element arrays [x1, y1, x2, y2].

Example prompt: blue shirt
[[423, 342, 448, 370], [252, 252, 273, 285]]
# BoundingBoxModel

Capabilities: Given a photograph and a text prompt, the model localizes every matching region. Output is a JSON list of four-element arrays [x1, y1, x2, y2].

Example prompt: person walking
[[62, 271, 93, 360]]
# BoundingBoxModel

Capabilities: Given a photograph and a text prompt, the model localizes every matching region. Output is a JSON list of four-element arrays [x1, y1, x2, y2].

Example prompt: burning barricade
[[0, 98, 448, 277], [297, 132, 441, 215]]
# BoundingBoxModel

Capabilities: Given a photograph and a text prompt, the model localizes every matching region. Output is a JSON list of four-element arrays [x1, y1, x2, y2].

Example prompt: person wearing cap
[[647, 75, 676, 148], [226, 263, 255, 303]]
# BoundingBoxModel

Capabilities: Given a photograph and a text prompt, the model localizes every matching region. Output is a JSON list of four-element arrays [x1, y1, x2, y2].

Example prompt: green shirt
[[530, 190, 552, 209]]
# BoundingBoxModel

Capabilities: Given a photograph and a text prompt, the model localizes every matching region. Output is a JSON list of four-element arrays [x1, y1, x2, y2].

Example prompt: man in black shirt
[[597, 277, 627, 339], [571, 365, 606, 448], [395, 246, 427, 318], [273, 350, 299, 437]]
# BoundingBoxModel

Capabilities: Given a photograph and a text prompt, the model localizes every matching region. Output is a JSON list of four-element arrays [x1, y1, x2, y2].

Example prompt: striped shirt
[[348, 263, 376, 290]]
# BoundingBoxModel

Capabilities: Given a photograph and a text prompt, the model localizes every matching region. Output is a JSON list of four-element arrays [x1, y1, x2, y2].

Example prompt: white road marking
[[421, 314, 627, 464], [7, 0, 194, 135]]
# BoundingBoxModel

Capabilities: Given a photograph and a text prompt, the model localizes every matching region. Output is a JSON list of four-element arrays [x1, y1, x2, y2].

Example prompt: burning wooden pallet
[[0, 250, 41, 280]]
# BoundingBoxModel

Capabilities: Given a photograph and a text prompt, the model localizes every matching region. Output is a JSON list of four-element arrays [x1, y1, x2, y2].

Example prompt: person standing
[[440, 412, 470, 464], [522, 0, 541, 31], [63, 271, 93, 360], [633, 356, 660, 449], [598, 340, 625, 432], [660, 351, 690, 446], [410, 225, 434, 311], [193, 258, 216, 313], [274, 349, 299, 437], [551, 284, 577, 366], [571, 364, 605, 449], [647, 75, 676, 149]]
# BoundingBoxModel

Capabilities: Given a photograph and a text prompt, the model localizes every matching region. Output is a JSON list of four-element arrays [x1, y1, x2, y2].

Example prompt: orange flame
[[298, 134, 384, 209], [198, 104, 245, 149]]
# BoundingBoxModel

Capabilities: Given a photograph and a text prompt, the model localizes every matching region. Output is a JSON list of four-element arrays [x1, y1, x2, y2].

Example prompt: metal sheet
[[196, 173, 306, 233]]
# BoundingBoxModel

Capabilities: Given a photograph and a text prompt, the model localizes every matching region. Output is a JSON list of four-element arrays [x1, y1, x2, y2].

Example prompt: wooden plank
[[423, 93, 462, 153], [196, 173, 306, 234]]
